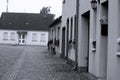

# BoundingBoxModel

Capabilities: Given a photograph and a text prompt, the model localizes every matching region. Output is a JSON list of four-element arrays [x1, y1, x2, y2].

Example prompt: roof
[[49, 16, 62, 28], [0, 12, 54, 31]]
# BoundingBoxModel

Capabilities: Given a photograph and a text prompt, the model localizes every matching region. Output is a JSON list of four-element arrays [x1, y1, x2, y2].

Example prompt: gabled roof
[[49, 16, 62, 28], [0, 12, 54, 31]]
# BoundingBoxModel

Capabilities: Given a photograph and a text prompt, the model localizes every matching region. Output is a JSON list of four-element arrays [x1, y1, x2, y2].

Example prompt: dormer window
[[9, 22, 11, 24], [25, 22, 30, 25]]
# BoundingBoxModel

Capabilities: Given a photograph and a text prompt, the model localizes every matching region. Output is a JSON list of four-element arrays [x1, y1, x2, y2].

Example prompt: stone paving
[[0, 45, 88, 80], [0, 45, 24, 80]]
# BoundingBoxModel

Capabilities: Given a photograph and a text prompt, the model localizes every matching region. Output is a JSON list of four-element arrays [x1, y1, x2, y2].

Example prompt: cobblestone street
[[0, 45, 88, 80]]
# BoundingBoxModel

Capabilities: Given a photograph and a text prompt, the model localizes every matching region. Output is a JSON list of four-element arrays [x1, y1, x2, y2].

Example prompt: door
[[81, 11, 90, 72], [61, 28, 66, 58], [19, 34, 26, 45]]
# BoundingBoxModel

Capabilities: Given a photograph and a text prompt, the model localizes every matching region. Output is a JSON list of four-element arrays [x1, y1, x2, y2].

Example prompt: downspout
[[73, 0, 79, 71]]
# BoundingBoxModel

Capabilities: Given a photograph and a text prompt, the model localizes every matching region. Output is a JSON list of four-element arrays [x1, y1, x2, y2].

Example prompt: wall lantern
[[91, 0, 97, 9]]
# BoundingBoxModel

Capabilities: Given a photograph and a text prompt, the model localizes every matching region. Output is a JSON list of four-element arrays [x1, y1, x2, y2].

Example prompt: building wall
[[61, 0, 77, 64], [0, 30, 18, 44], [78, 0, 91, 68], [61, 0, 120, 80], [107, 0, 120, 80], [78, 0, 108, 80], [0, 30, 48, 46], [27, 31, 48, 45], [55, 23, 61, 55], [58, 0, 120, 80], [48, 22, 61, 55]]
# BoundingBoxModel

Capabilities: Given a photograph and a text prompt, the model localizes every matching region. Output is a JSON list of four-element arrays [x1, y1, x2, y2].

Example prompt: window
[[40, 34, 46, 42], [55, 28, 56, 39], [52, 30, 54, 40], [32, 33, 37, 42], [10, 32, 15, 41], [70, 17, 73, 40], [58, 27, 60, 40], [74, 15, 77, 39], [67, 18, 70, 40], [3, 32, 8, 40]]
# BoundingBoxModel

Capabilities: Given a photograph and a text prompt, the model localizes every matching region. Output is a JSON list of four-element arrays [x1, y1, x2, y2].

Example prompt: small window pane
[[58, 27, 60, 40], [3, 32, 8, 40], [32, 33, 37, 42], [40, 34, 46, 42], [10, 32, 15, 41]]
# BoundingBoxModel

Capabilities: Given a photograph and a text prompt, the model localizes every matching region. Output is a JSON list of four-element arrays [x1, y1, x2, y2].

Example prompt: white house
[[61, 0, 119, 80], [0, 12, 54, 46]]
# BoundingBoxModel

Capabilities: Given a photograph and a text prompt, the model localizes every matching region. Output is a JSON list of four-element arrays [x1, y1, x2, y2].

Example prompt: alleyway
[[0, 45, 88, 80]]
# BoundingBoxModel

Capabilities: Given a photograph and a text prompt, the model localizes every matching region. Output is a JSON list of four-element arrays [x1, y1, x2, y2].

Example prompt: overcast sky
[[0, 0, 62, 18]]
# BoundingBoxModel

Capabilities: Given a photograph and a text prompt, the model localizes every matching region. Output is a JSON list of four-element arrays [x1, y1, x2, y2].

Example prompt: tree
[[40, 7, 51, 14]]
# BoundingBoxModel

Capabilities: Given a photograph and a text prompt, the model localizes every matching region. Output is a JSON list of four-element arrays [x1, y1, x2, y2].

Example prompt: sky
[[0, 0, 62, 18]]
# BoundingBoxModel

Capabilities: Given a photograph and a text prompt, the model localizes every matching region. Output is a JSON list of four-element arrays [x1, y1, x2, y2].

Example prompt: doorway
[[61, 28, 66, 58], [81, 11, 90, 72], [18, 34, 26, 45]]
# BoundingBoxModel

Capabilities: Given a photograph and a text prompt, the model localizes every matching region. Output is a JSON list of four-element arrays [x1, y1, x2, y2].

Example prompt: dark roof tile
[[0, 12, 54, 31]]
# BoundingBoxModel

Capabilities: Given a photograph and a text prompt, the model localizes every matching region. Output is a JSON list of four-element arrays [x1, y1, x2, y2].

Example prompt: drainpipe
[[73, 0, 79, 71]]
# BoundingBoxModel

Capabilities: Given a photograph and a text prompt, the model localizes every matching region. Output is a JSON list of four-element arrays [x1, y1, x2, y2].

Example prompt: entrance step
[[82, 73, 98, 80]]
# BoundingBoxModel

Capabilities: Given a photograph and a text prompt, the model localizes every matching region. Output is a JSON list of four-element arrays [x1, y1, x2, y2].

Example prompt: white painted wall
[[27, 31, 48, 46], [101, 0, 108, 3], [89, 8, 98, 76], [78, 0, 91, 70], [78, 1, 108, 80], [61, 0, 76, 62], [0, 30, 19, 44], [107, 0, 120, 80], [80, 0, 91, 15], [49, 22, 61, 55], [55, 23, 61, 55], [0, 29, 48, 46]]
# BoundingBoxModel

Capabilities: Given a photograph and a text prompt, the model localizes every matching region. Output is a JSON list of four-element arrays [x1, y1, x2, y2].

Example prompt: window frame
[[32, 33, 37, 42], [10, 32, 15, 41], [40, 34, 46, 42], [3, 32, 8, 40]]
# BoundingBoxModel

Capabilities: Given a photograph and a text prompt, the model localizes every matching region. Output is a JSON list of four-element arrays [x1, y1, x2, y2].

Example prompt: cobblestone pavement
[[0, 45, 24, 79], [0, 45, 88, 80]]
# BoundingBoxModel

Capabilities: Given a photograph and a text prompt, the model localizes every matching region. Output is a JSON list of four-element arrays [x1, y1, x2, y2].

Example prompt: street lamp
[[91, 0, 97, 9]]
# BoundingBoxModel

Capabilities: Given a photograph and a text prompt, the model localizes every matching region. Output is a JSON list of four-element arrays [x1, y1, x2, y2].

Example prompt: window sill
[[32, 40, 37, 42], [10, 39, 15, 41], [3, 39, 8, 41], [40, 41, 46, 42]]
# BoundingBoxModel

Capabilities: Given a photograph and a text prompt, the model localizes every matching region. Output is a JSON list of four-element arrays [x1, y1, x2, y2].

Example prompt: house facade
[[107, 0, 120, 80], [48, 16, 61, 56], [0, 12, 54, 46], [59, 0, 120, 80], [61, 0, 77, 68], [78, 0, 108, 80]]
